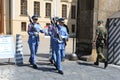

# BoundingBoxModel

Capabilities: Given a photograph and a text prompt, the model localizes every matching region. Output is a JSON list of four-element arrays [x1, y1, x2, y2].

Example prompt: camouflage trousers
[[96, 43, 106, 63]]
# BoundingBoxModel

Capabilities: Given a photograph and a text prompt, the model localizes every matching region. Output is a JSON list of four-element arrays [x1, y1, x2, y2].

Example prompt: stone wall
[[98, 0, 120, 22]]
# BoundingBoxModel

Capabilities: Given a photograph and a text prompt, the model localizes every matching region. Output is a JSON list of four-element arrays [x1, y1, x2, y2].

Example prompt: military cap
[[58, 18, 65, 23], [98, 20, 103, 23], [32, 15, 38, 20]]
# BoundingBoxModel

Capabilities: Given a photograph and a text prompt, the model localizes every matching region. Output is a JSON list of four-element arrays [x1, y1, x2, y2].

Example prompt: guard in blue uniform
[[27, 15, 44, 69], [59, 18, 69, 61], [48, 17, 59, 64], [53, 18, 69, 74]]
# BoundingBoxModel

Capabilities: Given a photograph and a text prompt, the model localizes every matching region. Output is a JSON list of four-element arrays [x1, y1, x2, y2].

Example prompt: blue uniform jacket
[[27, 23, 44, 44], [48, 25, 56, 46], [53, 25, 69, 49]]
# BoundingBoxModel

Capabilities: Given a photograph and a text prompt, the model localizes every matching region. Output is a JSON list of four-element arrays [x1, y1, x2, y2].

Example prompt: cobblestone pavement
[[0, 36, 120, 80]]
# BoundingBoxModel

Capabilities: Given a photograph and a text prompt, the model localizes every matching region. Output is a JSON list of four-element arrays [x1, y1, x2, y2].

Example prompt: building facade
[[0, 0, 77, 36]]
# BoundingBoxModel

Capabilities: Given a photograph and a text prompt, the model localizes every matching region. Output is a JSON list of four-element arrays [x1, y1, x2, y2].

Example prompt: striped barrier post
[[107, 18, 120, 65], [15, 34, 23, 65]]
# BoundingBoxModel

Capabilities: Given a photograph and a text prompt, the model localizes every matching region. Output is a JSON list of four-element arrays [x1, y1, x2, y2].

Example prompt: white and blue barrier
[[15, 34, 23, 65]]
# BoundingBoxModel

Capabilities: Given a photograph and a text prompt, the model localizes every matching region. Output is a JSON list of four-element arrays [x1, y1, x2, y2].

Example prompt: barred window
[[21, 0, 27, 15], [71, 5, 76, 19], [21, 22, 26, 31], [62, 4, 67, 18], [46, 3, 51, 17], [34, 1, 40, 16]]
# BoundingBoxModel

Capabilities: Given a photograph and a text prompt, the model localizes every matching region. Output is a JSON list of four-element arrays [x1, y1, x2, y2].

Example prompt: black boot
[[94, 55, 99, 66], [104, 61, 108, 69], [33, 64, 38, 69], [49, 59, 53, 64], [94, 62, 99, 66], [58, 70, 64, 75]]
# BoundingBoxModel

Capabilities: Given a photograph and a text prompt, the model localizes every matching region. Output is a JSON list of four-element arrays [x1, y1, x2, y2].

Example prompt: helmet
[[32, 15, 38, 20]]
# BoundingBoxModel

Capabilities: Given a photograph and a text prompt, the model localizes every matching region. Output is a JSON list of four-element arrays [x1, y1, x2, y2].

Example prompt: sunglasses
[[33, 19, 38, 20]]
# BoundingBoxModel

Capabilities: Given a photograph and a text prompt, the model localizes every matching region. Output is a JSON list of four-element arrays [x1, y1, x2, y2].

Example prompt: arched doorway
[[0, 0, 4, 34]]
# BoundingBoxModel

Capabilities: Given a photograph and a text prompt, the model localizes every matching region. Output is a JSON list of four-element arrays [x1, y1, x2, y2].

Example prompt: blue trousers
[[55, 49, 65, 71], [28, 42, 38, 64], [50, 46, 56, 63], [61, 49, 65, 61]]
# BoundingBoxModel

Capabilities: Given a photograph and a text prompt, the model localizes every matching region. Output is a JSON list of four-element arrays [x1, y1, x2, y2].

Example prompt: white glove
[[34, 32, 39, 36], [57, 40, 63, 43], [61, 36, 66, 38]]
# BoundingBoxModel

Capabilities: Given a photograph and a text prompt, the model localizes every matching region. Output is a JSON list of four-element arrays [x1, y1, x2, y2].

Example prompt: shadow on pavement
[[37, 53, 71, 60], [37, 53, 50, 58], [0, 62, 15, 65], [37, 62, 52, 66], [38, 66, 56, 72], [25, 64, 58, 74], [77, 61, 105, 69]]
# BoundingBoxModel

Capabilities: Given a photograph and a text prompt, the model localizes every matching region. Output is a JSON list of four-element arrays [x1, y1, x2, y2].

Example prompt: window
[[21, 22, 26, 31], [62, 4, 67, 18], [46, 3, 51, 17], [71, 5, 76, 19], [61, 0, 68, 2], [34, 1, 40, 16], [46, 23, 50, 26], [21, 0, 27, 15], [44, 0, 52, 1], [71, 24, 75, 33]]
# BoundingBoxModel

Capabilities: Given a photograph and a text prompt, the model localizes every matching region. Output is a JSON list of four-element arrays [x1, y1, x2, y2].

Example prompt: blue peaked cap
[[53, 16, 59, 21], [58, 18, 65, 22], [32, 15, 38, 20]]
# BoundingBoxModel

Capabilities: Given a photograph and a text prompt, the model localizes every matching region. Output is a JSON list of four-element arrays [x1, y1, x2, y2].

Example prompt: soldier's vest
[[96, 26, 106, 45]]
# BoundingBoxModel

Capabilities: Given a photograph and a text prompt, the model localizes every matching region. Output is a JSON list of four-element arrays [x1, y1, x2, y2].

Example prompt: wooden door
[[0, 0, 4, 34], [76, 0, 95, 57]]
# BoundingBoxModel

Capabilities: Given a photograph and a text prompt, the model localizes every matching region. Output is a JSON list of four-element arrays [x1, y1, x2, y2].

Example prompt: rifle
[[26, 11, 38, 32], [50, 17, 63, 41]]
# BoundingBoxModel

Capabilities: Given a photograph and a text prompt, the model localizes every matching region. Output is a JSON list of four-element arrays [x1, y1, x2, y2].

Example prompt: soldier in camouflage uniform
[[93, 20, 108, 69]]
